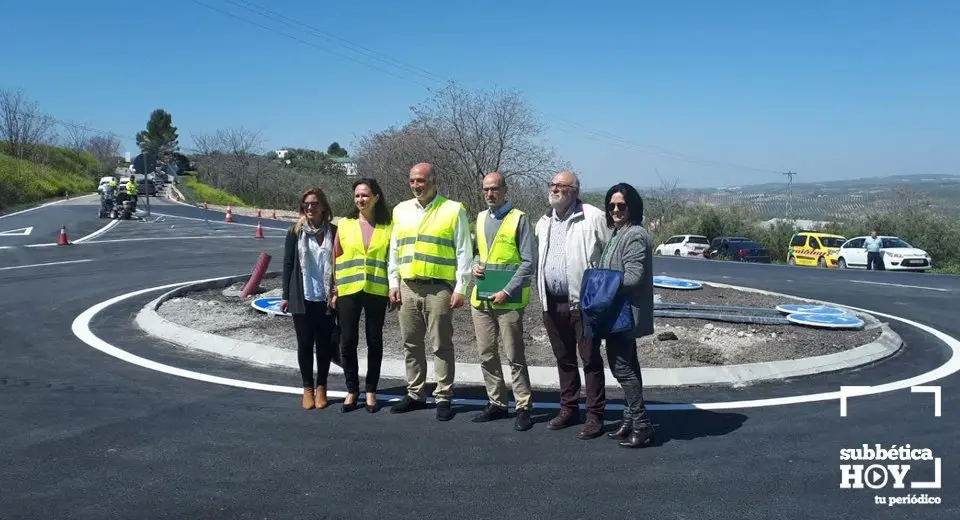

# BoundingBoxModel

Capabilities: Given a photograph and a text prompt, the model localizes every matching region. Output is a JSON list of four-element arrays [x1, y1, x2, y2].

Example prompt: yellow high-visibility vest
[[334, 217, 392, 297], [126, 181, 137, 195], [470, 207, 529, 309], [392, 195, 462, 282]]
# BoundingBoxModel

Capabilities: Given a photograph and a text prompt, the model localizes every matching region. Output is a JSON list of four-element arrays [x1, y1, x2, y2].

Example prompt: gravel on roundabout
[[155, 275, 883, 369]]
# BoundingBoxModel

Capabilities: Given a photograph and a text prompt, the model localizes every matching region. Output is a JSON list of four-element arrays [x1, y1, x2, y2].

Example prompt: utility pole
[[144, 156, 152, 218], [783, 171, 797, 221]]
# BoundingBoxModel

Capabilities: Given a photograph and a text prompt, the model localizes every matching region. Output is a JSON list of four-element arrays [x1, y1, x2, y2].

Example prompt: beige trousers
[[470, 305, 532, 410], [398, 279, 455, 402]]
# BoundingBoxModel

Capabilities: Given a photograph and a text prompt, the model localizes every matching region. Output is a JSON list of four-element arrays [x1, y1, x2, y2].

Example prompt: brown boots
[[301, 386, 329, 410], [302, 388, 315, 409]]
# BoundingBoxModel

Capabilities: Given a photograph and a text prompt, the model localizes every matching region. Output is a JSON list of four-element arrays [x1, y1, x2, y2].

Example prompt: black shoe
[[341, 394, 360, 413], [607, 419, 633, 440], [514, 408, 533, 431], [472, 403, 508, 423], [366, 402, 379, 413], [436, 401, 454, 421], [619, 425, 655, 448], [390, 395, 427, 414]]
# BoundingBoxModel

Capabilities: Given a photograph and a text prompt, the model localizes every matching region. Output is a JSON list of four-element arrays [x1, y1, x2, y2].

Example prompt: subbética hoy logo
[[839, 444, 941, 489], [838, 385, 943, 506]]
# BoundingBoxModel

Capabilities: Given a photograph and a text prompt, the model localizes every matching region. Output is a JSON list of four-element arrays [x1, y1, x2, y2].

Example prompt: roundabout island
[[138, 272, 900, 389]]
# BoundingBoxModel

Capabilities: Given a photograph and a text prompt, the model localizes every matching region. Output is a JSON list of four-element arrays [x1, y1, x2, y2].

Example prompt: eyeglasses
[[608, 202, 627, 212], [548, 182, 575, 190], [301, 201, 321, 208]]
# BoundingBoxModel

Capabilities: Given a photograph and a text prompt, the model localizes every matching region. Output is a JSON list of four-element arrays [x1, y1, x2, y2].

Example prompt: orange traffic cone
[[255, 221, 264, 239], [58, 225, 70, 245], [257, 209, 262, 217], [225, 205, 233, 223], [271, 210, 277, 219]]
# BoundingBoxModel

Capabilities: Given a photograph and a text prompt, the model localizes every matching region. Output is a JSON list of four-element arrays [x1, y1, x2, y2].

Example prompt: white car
[[655, 234, 710, 257], [836, 235, 933, 271]]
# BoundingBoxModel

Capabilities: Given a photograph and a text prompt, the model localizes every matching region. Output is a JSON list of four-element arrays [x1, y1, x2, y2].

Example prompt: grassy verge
[[0, 152, 96, 212], [931, 262, 960, 275], [182, 176, 246, 207]]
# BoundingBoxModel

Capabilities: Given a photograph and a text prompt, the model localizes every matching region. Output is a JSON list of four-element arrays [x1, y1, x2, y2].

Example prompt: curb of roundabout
[[131, 273, 905, 389]]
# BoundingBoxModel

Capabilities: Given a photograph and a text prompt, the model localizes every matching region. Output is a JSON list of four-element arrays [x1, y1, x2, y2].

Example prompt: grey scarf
[[298, 220, 331, 298]]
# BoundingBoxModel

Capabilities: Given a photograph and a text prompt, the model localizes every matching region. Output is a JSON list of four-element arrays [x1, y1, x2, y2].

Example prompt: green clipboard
[[475, 269, 522, 303]]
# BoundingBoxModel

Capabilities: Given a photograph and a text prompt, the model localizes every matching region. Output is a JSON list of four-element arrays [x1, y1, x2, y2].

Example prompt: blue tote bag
[[579, 267, 633, 339]]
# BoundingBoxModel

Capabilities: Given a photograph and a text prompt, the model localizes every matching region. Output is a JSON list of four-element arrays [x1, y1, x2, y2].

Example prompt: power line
[[190, 0, 785, 175]]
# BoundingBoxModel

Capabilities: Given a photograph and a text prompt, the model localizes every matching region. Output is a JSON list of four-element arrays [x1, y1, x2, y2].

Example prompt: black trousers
[[292, 300, 336, 388], [338, 291, 388, 394], [867, 251, 884, 270], [605, 331, 651, 427]]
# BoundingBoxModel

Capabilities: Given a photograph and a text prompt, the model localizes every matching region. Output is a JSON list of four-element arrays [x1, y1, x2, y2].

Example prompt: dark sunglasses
[[607, 202, 627, 212], [301, 201, 322, 209]]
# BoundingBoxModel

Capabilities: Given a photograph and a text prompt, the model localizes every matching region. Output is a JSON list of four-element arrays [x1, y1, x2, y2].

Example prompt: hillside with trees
[[185, 81, 567, 218], [0, 88, 121, 211]]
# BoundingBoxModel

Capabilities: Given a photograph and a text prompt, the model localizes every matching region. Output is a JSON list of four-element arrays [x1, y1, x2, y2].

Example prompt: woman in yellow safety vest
[[332, 177, 393, 413]]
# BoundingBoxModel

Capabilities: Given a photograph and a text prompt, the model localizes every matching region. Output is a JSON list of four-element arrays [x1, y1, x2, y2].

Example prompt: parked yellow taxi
[[787, 231, 847, 268]]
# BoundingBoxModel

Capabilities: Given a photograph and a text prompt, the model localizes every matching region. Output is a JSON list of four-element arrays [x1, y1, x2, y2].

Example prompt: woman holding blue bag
[[580, 182, 655, 448]]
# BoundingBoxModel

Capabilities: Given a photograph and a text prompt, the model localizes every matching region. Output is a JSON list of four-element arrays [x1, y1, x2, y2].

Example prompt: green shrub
[[0, 152, 95, 210], [182, 176, 246, 207]]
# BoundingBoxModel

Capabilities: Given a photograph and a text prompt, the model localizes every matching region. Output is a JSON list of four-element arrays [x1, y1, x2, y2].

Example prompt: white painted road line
[[150, 212, 289, 230], [0, 227, 34, 236], [73, 219, 121, 243], [2, 236, 283, 249], [72, 277, 960, 412], [0, 259, 93, 272], [82, 235, 285, 245], [0, 220, 121, 249], [850, 280, 949, 292]]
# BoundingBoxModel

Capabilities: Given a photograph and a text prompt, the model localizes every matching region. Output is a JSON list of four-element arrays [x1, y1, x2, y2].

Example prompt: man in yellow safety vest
[[387, 162, 474, 421], [126, 175, 138, 209], [468, 171, 537, 431]]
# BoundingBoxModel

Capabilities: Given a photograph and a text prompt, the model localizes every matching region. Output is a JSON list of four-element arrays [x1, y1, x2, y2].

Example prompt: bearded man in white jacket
[[534, 171, 612, 440]]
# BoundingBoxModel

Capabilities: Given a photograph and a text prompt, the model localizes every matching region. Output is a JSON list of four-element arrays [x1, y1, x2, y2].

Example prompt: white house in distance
[[274, 149, 289, 159], [330, 156, 357, 176]]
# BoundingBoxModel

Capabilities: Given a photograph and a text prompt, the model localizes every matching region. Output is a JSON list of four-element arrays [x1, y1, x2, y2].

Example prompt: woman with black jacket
[[281, 187, 338, 410]]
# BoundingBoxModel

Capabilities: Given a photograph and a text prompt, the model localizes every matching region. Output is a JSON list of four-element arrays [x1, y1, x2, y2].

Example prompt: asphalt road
[[1, 196, 956, 519], [0, 194, 107, 246]]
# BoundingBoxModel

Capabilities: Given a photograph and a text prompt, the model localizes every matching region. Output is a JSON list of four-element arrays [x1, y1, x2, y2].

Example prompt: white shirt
[[387, 195, 473, 295], [301, 228, 332, 302]]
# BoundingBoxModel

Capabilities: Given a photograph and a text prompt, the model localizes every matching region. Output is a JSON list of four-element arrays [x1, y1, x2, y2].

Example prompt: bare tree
[[353, 82, 566, 216], [352, 122, 458, 206], [86, 134, 121, 175], [190, 127, 351, 210], [62, 122, 91, 152], [0, 88, 57, 159], [642, 174, 688, 231], [191, 128, 265, 193]]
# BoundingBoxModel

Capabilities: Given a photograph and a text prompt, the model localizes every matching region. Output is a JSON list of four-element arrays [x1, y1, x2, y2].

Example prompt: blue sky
[[4, 0, 958, 190]]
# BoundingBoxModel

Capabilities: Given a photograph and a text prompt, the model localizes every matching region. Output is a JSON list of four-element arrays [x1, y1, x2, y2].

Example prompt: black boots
[[607, 419, 633, 440], [608, 418, 655, 448], [618, 424, 655, 448]]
